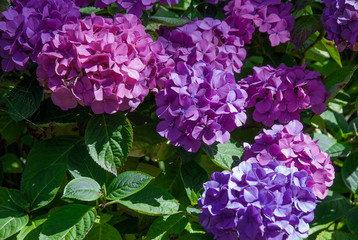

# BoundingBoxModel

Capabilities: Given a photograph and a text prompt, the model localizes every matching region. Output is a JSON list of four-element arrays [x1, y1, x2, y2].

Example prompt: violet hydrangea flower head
[[198, 161, 317, 240], [0, 0, 80, 72], [244, 120, 335, 199], [223, 0, 295, 46], [321, 0, 358, 51], [157, 17, 247, 77], [37, 13, 165, 114], [240, 63, 327, 126], [156, 61, 247, 152]]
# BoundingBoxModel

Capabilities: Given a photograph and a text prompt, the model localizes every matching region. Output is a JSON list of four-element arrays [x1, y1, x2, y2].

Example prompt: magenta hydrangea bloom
[[223, 0, 294, 46], [240, 63, 327, 126], [156, 61, 247, 152], [244, 120, 335, 199], [0, 0, 80, 72], [322, 0, 358, 51], [157, 18, 247, 79], [37, 13, 165, 114], [198, 161, 317, 240]]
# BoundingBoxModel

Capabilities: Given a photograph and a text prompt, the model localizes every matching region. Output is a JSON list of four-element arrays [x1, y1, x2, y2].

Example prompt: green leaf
[[116, 185, 180, 216], [342, 152, 358, 193], [84, 223, 122, 240], [308, 222, 332, 240], [313, 191, 351, 225], [294, 0, 313, 12], [79, 6, 101, 15], [21, 136, 80, 210], [321, 109, 349, 132], [180, 161, 207, 206], [0, 187, 29, 239], [85, 113, 133, 175], [152, 161, 183, 199], [136, 162, 162, 178], [346, 206, 358, 233], [316, 231, 333, 240], [329, 172, 350, 194], [0, 0, 10, 13], [326, 65, 358, 102], [17, 216, 47, 240], [63, 177, 102, 202], [5, 78, 43, 122], [149, 16, 190, 27], [146, 213, 187, 240], [0, 153, 23, 173], [0, 112, 26, 144], [186, 206, 201, 220], [40, 204, 96, 240], [201, 140, 244, 170], [68, 145, 107, 186], [320, 38, 342, 67], [129, 123, 176, 162], [332, 231, 358, 240], [291, 15, 323, 50], [107, 171, 153, 200], [178, 222, 212, 240], [312, 133, 351, 158]]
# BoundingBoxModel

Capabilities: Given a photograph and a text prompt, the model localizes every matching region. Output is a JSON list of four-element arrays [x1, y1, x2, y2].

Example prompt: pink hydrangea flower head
[[157, 17, 247, 77], [322, 0, 358, 51], [243, 120, 335, 199], [156, 61, 247, 152], [37, 13, 165, 114], [223, 0, 294, 46], [240, 63, 327, 126], [0, 0, 80, 72]]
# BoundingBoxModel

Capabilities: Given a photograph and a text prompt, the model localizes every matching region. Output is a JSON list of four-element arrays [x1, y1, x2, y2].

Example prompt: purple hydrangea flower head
[[156, 61, 247, 152], [198, 161, 317, 240], [240, 63, 327, 126], [322, 0, 358, 51], [223, 0, 294, 46], [244, 120, 335, 199], [157, 17, 247, 77], [0, 0, 80, 72], [37, 13, 165, 114]]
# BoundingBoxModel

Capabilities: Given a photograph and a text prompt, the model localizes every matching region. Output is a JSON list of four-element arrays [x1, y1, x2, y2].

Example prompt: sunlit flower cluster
[[199, 161, 317, 240], [156, 61, 247, 152], [157, 17, 247, 78], [37, 13, 161, 114], [224, 0, 295, 46], [0, 0, 80, 72], [244, 120, 335, 199], [240, 64, 327, 126]]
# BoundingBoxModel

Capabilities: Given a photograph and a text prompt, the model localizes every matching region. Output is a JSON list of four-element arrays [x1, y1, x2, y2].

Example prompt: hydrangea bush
[[0, 0, 357, 240]]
